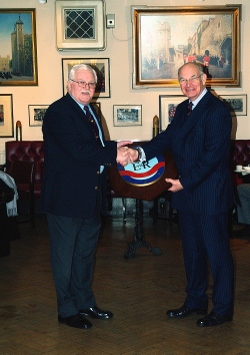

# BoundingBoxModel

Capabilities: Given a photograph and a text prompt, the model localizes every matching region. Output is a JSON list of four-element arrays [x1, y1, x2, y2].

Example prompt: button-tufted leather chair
[[230, 140, 250, 168], [230, 140, 250, 186], [5, 141, 44, 227]]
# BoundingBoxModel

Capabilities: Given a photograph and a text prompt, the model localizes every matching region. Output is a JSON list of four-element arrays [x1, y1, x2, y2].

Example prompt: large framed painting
[[62, 58, 110, 98], [131, 5, 241, 88], [0, 9, 38, 86]]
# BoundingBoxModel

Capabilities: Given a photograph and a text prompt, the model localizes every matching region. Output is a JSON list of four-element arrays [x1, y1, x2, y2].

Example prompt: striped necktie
[[84, 105, 100, 141], [187, 101, 193, 116]]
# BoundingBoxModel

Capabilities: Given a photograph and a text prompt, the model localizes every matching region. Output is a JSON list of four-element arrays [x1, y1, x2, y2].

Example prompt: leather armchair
[[5, 141, 44, 227], [230, 140, 250, 186]]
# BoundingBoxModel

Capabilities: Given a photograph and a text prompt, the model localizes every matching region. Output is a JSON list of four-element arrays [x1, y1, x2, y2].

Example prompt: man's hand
[[116, 142, 141, 166], [127, 148, 139, 162], [116, 146, 131, 166], [117, 140, 133, 148], [165, 178, 184, 192], [116, 141, 134, 166]]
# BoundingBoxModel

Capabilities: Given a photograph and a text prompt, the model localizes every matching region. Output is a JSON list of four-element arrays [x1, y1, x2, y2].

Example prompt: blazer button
[[97, 171, 100, 174], [95, 186, 98, 190]]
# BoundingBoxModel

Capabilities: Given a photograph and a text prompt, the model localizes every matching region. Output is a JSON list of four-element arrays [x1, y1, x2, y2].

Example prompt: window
[[55, 0, 106, 51]]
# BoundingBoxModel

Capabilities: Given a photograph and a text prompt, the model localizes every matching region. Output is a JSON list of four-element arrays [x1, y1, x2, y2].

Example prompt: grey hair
[[68, 64, 97, 83], [178, 62, 205, 80]]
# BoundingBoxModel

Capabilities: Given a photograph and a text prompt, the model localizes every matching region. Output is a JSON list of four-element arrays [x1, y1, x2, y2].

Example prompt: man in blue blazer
[[129, 62, 235, 327], [42, 64, 130, 329]]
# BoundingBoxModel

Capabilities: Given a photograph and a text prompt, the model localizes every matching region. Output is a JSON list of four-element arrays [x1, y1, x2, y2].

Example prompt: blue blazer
[[143, 91, 234, 215], [42, 93, 117, 218]]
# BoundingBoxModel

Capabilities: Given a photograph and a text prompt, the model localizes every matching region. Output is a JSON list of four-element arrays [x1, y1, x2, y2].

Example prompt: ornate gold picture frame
[[132, 5, 241, 88]]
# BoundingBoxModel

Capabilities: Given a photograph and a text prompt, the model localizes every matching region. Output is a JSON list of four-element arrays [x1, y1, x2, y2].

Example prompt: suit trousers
[[46, 211, 101, 318], [178, 211, 234, 316]]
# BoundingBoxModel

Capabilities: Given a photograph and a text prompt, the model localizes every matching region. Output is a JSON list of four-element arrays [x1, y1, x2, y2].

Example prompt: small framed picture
[[113, 105, 142, 127], [219, 95, 247, 116], [28, 105, 48, 126], [159, 95, 185, 131], [0, 94, 14, 137]]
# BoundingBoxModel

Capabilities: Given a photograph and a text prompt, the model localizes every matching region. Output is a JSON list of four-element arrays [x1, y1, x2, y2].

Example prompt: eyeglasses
[[70, 79, 96, 89], [179, 74, 202, 85]]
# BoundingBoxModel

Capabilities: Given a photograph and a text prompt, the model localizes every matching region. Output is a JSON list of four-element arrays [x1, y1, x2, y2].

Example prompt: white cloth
[[0, 171, 18, 217]]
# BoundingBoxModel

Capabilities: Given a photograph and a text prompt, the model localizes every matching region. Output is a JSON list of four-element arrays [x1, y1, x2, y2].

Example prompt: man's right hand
[[116, 147, 140, 166], [116, 146, 130, 166], [127, 148, 139, 162]]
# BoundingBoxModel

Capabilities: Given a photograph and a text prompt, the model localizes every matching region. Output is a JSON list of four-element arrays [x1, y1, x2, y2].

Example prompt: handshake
[[116, 141, 139, 167], [116, 141, 184, 193]]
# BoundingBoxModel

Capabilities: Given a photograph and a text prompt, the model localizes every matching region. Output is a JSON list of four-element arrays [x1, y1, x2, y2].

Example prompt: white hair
[[68, 64, 97, 83]]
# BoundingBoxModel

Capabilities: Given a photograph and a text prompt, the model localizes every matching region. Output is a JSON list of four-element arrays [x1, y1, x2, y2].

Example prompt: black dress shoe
[[166, 305, 207, 318], [58, 313, 92, 329], [79, 306, 113, 319], [197, 312, 233, 327]]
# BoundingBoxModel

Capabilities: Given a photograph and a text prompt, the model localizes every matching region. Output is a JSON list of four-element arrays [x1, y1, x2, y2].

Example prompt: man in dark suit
[[42, 64, 130, 329], [129, 62, 235, 327]]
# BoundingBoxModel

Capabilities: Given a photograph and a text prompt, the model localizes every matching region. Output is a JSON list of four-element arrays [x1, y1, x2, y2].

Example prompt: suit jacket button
[[95, 186, 98, 190]]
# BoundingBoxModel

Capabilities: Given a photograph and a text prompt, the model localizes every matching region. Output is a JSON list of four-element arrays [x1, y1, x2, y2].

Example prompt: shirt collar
[[190, 88, 207, 109], [69, 94, 87, 111]]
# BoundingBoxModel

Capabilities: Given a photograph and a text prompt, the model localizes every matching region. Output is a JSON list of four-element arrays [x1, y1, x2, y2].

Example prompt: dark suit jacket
[[42, 93, 117, 218], [143, 90, 234, 215]]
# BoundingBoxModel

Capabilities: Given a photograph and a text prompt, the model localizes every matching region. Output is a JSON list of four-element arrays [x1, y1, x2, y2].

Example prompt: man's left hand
[[165, 178, 183, 192]]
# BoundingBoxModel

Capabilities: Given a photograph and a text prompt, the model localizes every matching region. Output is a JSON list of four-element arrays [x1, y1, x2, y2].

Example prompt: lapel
[[89, 104, 105, 138], [64, 94, 105, 142], [173, 91, 211, 147], [65, 94, 100, 131]]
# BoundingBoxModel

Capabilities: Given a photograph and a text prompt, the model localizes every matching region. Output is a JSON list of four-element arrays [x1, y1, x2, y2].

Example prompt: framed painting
[[0, 94, 14, 137], [113, 105, 142, 127], [0, 9, 38, 86], [159, 95, 185, 131], [55, 0, 106, 51], [132, 5, 241, 88], [62, 58, 110, 98], [219, 94, 247, 116], [28, 105, 49, 126]]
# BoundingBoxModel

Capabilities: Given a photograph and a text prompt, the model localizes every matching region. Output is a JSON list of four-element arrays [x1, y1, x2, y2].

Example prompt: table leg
[[124, 199, 162, 259]]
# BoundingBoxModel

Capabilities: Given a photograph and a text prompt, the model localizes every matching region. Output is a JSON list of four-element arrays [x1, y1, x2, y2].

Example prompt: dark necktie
[[84, 105, 100, 141], [187, 101, 193, 116]]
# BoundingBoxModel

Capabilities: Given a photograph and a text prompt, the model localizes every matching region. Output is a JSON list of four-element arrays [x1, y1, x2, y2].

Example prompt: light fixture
[[39, 0, 47, 3]]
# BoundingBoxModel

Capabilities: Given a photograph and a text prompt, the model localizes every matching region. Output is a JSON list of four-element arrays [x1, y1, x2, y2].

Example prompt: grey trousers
[[46, 212, 101, 317]]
